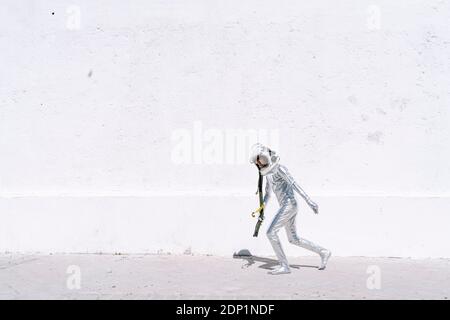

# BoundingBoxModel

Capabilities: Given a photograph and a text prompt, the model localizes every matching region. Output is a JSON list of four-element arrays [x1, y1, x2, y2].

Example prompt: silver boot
[[318, 249, 332, 270], [268, 263, 291, 275]]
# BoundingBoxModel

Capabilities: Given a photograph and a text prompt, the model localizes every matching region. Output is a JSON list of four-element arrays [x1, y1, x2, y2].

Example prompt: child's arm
[[279, 166, 319, 214], [252, 178, 271, 215], [263, 178, 272, 206]]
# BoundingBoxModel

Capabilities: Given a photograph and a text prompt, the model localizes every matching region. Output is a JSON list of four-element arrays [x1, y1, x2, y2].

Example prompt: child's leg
[[285, 214, 332, 270], [266, 205, 295, 274]]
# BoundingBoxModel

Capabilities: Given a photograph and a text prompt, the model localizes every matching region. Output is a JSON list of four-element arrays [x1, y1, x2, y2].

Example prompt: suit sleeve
[[263, 177, 272, 205], [278, 166, 312, 204]]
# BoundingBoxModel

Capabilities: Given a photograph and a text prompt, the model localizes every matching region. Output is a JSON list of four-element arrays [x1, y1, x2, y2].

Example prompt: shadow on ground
[[233, 249, 318, 270]]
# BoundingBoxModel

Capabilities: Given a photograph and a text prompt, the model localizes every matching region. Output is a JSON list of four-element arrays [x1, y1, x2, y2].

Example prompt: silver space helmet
[[249, 143, 280, 176]]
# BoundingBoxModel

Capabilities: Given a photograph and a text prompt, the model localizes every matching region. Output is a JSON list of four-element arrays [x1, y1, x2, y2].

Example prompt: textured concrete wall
[[1, 1, 449, 257]]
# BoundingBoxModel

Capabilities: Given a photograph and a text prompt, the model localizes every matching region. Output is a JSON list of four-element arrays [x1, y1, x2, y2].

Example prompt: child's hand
[[309, 201, 319, 214], [251, 204, 265, 217]]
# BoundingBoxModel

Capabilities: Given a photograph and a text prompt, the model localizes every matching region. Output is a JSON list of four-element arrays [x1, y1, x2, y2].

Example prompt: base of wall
[[1, 195, 449, 258]]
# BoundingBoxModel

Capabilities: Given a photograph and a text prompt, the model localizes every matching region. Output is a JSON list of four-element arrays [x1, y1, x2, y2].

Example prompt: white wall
[[1, 1, 449, 257]]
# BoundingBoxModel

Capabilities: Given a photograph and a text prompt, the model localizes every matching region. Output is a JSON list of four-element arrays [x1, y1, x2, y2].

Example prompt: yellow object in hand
[[251, 204, 265, 217]]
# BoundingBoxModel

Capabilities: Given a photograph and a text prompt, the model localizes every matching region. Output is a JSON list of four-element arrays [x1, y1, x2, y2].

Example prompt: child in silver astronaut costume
[[250, 143, 331, 275]]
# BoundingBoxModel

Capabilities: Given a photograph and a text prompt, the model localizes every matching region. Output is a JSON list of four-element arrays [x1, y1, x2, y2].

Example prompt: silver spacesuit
[[250, 143, 331, 275]]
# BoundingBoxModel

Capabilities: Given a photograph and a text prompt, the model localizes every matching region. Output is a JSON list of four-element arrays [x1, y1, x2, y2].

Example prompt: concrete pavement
[[0, 253, 449, 299]]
